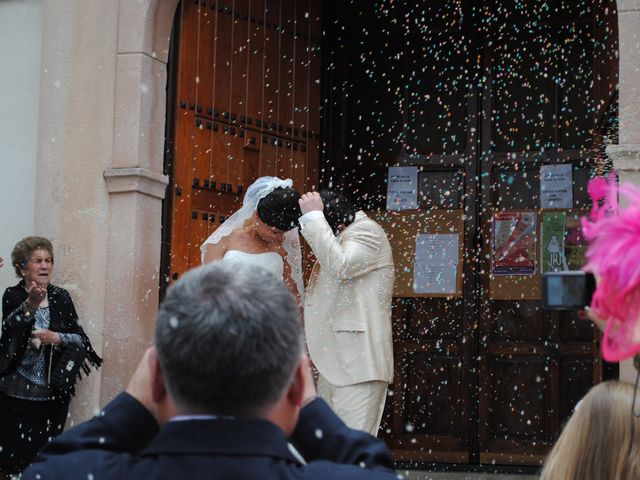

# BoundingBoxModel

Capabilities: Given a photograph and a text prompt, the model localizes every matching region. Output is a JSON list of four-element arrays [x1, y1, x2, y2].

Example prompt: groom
[[298, 190, 394, 436]]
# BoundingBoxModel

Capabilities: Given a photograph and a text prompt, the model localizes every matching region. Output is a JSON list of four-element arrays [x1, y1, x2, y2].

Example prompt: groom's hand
[[299, 191, 324, 214]]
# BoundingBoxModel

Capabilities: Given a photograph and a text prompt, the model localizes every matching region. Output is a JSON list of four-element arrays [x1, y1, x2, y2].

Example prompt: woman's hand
[[32, 329, 62, 346], [26, 281, 47, 310]]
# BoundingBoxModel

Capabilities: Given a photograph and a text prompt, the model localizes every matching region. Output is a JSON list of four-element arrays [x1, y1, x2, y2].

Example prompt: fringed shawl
[[1, 280, 102, 396]]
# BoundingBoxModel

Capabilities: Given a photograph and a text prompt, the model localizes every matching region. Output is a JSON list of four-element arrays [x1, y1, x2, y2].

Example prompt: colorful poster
[[386, 166, 418, 211], [541, 212, 568, 273], [413, 233, 459, 294], [492, 212, 537, 275], [540, 212, 588, 272], [540, 164, 573, 209]]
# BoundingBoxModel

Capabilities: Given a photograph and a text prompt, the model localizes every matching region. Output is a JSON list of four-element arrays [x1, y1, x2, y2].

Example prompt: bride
[[201, 176, 304, 302]]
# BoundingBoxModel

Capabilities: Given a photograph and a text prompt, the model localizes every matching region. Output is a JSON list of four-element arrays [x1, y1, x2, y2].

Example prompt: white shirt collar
[[170, 414, 234, 422]]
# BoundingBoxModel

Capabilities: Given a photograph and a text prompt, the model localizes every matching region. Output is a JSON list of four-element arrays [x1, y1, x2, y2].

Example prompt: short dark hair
[[155, 260, 303, 417], [257, 187, 301, 231], [11, 236, 54, 278], [319, 190, 356, 234]]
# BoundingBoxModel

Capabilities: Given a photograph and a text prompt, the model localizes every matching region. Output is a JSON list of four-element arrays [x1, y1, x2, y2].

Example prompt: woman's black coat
[[0, 280, 102, 394]]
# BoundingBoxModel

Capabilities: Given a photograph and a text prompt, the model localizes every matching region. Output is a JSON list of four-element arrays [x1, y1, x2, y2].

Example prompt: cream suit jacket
[[301, 210, 395, 386]]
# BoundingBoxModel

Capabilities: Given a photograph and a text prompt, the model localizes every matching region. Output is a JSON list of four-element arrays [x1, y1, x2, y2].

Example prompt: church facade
[[1, 0, 640, 467]]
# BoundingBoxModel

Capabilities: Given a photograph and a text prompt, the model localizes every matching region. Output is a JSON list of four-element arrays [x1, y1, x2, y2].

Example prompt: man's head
[[319, 190, 356, 235], [155, 260, 304, 418]]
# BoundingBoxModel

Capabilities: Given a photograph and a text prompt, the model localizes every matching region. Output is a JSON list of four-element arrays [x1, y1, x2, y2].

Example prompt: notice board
[[370, 210, 464, 298], [489, 209, 588, 300]]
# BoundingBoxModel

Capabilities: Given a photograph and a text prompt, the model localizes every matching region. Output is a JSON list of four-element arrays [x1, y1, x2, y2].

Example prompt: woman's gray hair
[[155, 260, 303, 417]]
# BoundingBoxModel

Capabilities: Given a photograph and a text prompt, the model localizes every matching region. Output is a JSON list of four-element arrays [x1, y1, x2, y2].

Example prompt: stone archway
[[39, 0, 632, 431]]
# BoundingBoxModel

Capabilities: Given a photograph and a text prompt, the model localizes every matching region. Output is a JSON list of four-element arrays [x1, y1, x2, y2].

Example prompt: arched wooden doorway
[[165, 0, 619, 469]]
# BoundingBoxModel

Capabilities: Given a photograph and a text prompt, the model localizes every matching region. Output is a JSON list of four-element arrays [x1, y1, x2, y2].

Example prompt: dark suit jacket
[[22, 392, 397, 479]]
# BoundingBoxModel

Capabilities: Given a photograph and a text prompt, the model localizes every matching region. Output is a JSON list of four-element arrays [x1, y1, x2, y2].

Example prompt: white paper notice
[[413, 234, 459, 294], [540, 164, 573, 209], [386, 166, 418, 211]]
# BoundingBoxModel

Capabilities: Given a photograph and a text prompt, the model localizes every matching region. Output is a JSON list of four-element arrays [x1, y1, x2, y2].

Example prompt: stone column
[[607, 0, 640, 383], [99, 0, 177, 405]]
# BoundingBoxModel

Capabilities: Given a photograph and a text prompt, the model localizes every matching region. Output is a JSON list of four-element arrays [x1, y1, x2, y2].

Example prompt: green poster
[[541, 212, 568, 273]]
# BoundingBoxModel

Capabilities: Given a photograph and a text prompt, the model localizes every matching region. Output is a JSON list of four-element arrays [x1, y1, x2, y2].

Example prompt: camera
[[542, 271, 596, 310]]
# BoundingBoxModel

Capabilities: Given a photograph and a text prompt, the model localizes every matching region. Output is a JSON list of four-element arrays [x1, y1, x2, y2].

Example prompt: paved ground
[[400, 471, 537, 480]]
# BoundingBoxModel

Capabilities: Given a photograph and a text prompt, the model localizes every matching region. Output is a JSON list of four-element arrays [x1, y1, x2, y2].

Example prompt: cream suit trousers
[[317, 374, 388, 436]]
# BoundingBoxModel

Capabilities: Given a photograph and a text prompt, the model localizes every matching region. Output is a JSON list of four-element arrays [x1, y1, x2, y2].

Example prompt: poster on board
[[541, 212, 569, 273], [413, 233, 459, 294], [492, 212, 537, 275], [540, 212, 588, 273], [386, 166, 418, 211], [540, 164, 573, 209]]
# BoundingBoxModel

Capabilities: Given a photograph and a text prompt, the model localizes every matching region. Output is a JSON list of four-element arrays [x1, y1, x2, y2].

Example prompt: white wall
[[0, 0, 42, 288]]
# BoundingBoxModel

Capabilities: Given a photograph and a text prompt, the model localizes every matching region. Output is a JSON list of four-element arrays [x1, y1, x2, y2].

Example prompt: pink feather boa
[[582, 171, 640, 361]]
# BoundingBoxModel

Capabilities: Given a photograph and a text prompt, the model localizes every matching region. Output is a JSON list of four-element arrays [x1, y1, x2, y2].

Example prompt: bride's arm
[[281, 250, 302, 308], [202, 236, 229, 263]]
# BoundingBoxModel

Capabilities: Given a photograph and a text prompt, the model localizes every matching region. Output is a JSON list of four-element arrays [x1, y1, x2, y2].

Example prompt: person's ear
[[287, 358, 306, 408], [149, 347, 168, 403]]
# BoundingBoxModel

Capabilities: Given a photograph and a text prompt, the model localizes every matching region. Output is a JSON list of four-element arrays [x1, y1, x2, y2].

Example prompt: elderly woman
[[0, 237, 101, 476]]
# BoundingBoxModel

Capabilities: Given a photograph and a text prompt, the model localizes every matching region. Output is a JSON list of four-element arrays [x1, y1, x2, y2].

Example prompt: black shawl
[[0, 280, 102, 394]]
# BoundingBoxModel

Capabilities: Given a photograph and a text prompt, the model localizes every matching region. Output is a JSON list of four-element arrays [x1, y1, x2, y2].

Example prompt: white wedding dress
[[223, 250, 284, 279], [200, 177, 304, 300]]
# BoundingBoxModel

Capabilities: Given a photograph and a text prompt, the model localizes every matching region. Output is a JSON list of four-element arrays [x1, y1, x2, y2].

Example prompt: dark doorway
[[322, 0, 618, 466]]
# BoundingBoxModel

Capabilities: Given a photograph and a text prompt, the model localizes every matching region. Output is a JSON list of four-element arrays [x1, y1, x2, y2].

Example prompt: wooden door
[[476, 0, 616, 465], [165, 0, 322, 282], [322, 0, 617, 467]]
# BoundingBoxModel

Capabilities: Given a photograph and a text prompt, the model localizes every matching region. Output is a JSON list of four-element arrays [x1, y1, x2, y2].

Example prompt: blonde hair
[[540, 381, 640, 480]]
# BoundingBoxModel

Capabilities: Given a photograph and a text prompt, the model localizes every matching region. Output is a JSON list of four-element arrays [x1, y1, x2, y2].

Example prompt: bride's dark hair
[[257, 187, 301, 232]]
